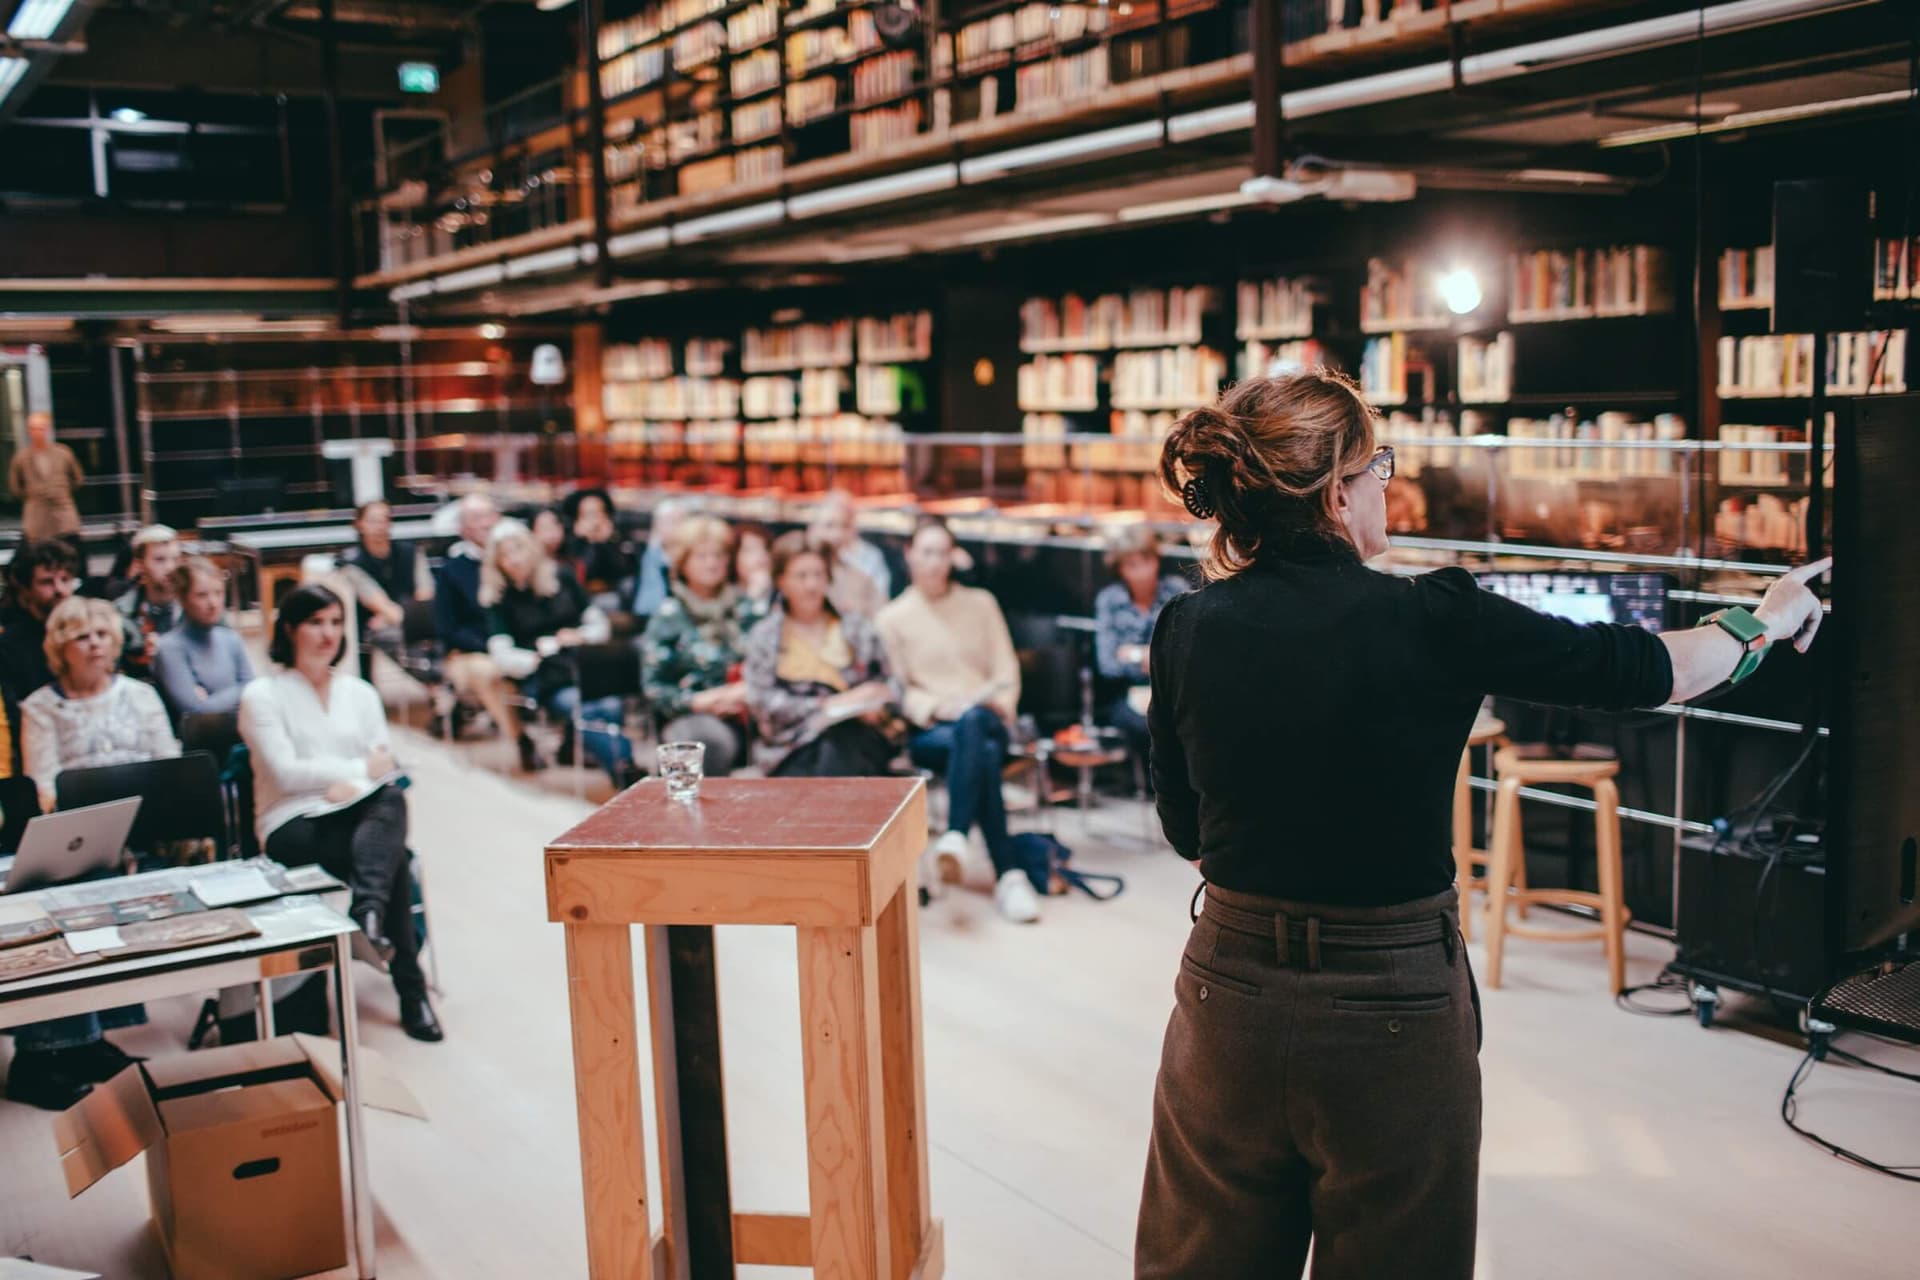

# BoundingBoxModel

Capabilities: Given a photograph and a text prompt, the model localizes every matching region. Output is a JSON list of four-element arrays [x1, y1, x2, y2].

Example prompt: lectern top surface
[[545, 776, 923, 859]]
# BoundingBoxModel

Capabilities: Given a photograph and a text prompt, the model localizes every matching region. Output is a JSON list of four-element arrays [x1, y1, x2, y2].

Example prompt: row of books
[[1018, 286, 1213, 351], [604, 340, 675, 381], [732, 48, 782, 98], [607, 420, 744, 457], [1715, 493, 1810, 556], [857, 311, 933, 362], [1716, 330, 1909, 398], [1360, 258, 1452, 333], [1507, 246, 1673, 321], [852, 100, 921, 151], [1876, 236, 1920, 301], [735, 143, 785, 187], [605, 377, 742, 421], [730, 0, 780, 50], [688, 339, 731, 377], [788, 75, 839, 125], [1110, 345, 1227, 410], [1504, 412, 1690, 479], [1358, 333, 1413, 405], [788, 25, 860, 77], [857, 365, 906, 415], [1018, 354, 1101, 412], [945, 3, 1112, 74], [1719, 245, 1774, 310], [1014, 49, 1109, 110], [734, 99, 784, 145], [1719, 423, 1811, 488], [1238, 338, 1327, 381], [743, 319, 856, 372], [854, 50, 917, 105], [743, 368, 848, 418], [1456, 332, 1513, 404], [1237, 278, 1316, 340], [742, 416, 910, 465]]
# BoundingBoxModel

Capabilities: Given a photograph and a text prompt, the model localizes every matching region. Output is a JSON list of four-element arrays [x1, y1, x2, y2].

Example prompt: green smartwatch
[[1705, 606, 1771, 685]]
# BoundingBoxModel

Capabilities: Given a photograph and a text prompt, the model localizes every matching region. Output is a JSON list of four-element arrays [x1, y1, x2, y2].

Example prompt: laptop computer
[[3, 796, 144, 894]]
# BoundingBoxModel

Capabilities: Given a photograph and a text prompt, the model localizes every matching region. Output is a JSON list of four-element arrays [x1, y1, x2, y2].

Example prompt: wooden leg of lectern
[[564, 923, 653, 1280], [877, 884, 933, 1280], [642, 926, 693, 1280], [798, 925, 892, 1280]]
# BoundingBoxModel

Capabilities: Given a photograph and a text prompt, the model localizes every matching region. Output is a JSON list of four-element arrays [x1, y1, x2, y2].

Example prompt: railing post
[[583, 0, 614, 290], [1250, 0, 1285, 182]]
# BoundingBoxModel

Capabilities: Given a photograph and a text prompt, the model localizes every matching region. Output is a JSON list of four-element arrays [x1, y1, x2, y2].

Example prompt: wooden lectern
[[546, 776, 943, 1280]]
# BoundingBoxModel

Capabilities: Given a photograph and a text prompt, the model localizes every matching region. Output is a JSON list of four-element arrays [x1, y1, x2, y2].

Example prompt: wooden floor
[[4, 701, 1919, 1279]]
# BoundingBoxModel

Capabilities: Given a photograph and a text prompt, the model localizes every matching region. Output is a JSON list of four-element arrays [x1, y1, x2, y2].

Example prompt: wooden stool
[[1483, 748, 1631, 994], [1451, 714, 1512, 941], [545, 776, 943, 1280]]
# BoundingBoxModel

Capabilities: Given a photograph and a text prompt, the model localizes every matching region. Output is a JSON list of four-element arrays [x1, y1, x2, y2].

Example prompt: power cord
[[1615, 966, 1693, 1017], [1781, 1035, 1920, 1181]]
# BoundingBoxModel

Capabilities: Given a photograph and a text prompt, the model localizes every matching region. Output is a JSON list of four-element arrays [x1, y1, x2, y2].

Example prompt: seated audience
[[877, 516, 1036, 923], [7, 596, 179, 1110], [151, 556, 255, 754], [338, 498, 419, 681], [743, 532, 899, 778], [114, 524, 184, 678], [238, 584, 442, 1042], [563, 487, 637, 611], [733, 521, 774, 609], [640, 516, 766, 777], [531, 506, 569, 562], [809, 489, 889, 618], [632, 497, 693, 618], [481, 523, 629, 784], [0, 539, 84, 706], [433, 493, 519, 747], [1093, 524, 1189, 780]]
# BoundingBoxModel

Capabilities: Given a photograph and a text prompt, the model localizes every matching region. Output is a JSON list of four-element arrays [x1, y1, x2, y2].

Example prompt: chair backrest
[[0, 774, 40, 854], [55, 751, 227, 853], [1007, 612, 1079, 730], [572, 642, 644, 702], [401, 596, 441, 646]]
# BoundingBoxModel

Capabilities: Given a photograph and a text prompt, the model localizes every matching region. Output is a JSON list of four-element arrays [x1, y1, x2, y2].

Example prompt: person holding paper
[[877, 516, 1035, 924], [4, 595, 178, 1110], [742, 532, 900, 778], [238, 583, 441, 1043]]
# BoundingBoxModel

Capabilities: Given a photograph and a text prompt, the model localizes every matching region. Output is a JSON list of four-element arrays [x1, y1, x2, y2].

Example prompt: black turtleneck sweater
[[1147, 532, 1675, 906]]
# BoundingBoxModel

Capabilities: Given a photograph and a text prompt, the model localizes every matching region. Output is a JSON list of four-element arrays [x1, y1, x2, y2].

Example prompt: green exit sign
[[398, 62, 439, 94]]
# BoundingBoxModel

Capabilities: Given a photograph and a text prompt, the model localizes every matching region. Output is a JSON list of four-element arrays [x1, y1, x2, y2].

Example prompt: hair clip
[[1181, 477, 1216, 521]]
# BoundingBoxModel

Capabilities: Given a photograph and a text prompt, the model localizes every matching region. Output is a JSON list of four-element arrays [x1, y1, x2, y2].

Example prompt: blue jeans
[[545, 684, 633, 781], [910, 706, 1017, 878], [14, 1004, 147, 1053]]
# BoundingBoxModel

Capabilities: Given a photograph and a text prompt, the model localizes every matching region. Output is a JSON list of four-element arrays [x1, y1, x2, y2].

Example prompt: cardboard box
[[52, 1035, 421, 1280]]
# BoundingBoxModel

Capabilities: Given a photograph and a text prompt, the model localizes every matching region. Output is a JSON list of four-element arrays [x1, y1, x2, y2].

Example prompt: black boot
[[517, 731, 549, 773], [351, 903, 394, 969], [399, 993, 444, 1043], [4, 1048, 95, 1110]]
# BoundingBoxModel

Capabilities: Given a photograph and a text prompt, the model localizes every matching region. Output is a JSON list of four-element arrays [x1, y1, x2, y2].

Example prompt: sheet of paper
[[189, 865, 279, 907], [64, 925, 125, 954]]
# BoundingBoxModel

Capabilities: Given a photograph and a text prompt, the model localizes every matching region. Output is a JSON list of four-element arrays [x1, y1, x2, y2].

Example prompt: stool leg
[[1453, 749, 1475, 941], [877, 885, 933, 1278], [563, 923, 654, 1280], [798, 925, 893, 1280], [1593, 779, 1627, 995], [1484, 777, 1523, 990]]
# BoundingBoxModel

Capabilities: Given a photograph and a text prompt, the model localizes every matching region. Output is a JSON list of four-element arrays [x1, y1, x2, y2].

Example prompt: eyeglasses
[[1350, 446, 1394, 485]]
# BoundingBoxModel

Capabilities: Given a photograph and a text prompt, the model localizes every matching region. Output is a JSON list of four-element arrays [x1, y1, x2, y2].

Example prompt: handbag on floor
[[1011, 832, 1124, 901]]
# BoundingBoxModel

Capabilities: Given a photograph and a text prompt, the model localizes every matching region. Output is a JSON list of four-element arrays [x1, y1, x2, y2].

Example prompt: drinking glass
[[657, 741, 706, 802]]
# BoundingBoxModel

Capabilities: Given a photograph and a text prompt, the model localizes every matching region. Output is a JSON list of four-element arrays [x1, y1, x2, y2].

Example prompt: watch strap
[[1706, 607, 1770, 685]]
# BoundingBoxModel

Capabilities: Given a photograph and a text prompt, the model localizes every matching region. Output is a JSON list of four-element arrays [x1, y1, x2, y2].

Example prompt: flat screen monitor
[[1476, 571, 1673, 633]]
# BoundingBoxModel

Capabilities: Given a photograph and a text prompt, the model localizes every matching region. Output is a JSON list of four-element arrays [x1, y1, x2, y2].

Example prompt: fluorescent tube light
[[0, 56, 29, 107], [608, 227, 671, 257], [788, 164, 958, 218], [7, 0, 76, 39], [959, 213, 1113, 246], [503, 245, 581, 278], [1119, 190, 1257, 222], [434, 262, 507, 293], [390, 279, 435, 302], [673, 200, 785, 243], [1598, 87, 1915, 147], [958, 120, 1162, 182]]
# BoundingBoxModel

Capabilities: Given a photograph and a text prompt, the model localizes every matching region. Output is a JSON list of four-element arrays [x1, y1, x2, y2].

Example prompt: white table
[[0, 888, 378, 1279]]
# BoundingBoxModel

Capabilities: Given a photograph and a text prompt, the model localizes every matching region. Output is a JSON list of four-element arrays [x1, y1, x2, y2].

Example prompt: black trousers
[[772, 720, 896, 778], [1136, 884, 1482, 1280], [266, 785, 424, 998]]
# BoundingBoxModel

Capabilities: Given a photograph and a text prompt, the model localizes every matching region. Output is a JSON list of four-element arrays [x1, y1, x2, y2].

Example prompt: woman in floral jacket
[[639, 516, 767, 776], [742, 532, 900, 777]]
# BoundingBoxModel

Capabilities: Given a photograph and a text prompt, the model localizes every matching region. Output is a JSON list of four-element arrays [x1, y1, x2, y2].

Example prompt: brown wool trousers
[[1136, 884, 1483, 1280]]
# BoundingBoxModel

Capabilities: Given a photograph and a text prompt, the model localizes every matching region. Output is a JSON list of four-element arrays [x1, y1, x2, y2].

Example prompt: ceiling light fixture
[[535, 0, 579, 9], [0, 57, 29, 108], [478, 323, 507, 339], [1119, 190, 1258, 222], [6, 0, 77, 40], [1598, 87, 1914, 147], [1436, 267, 1483, 316], [110, 107, 148, 124]]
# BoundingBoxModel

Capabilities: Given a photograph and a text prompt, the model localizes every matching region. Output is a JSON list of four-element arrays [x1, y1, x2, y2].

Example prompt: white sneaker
[[994, 870, 1042, 924], [920, 830, 969, 900]]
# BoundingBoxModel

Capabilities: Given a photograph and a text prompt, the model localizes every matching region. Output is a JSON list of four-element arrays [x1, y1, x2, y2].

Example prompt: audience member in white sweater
[[878, 516, 1039, 924], [238, 583, 442, 1042], [7, 596, 178, 1111]]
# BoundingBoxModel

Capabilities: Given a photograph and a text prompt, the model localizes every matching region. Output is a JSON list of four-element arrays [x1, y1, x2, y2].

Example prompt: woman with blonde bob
[[5, 596, 178, 1111], [1135, 369, 1829, 1279], [640, 515, 766, 777]]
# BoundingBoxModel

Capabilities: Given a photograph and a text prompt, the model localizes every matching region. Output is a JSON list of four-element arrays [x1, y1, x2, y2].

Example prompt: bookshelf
[[1718, 245, 1774, 311], [602, 335, 745, 488], [1715, 330, 1909, 399], [1875, 236, 1919, 302], [1506, 245, 1673, 323], [1359, 257, 1453, 334]]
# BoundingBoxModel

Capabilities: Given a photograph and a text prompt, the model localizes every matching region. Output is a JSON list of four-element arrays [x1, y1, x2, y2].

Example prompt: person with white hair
[[631, 496, 693, 618], [433, 492, 522, 758], [809, 489, 890, 618]]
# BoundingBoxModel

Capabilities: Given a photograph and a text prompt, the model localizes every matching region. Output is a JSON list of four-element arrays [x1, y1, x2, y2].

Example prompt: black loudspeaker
[[1828, 393, 1920, 952], [1771, 179, 1872, 333]]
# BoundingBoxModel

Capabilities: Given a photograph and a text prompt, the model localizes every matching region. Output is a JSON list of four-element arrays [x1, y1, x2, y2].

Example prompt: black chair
[[566, 642, 649, 793], [179, 710, 242, 758], [55, 751, 229, 861], [0, 773, 41, 855]]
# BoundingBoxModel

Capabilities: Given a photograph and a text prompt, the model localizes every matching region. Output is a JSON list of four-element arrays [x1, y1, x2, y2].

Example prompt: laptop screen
[[1477, 571, 1673, 634]]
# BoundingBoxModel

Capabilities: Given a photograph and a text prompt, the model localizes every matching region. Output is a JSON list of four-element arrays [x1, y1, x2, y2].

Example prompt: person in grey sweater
[[151, 557, 254, 752]]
